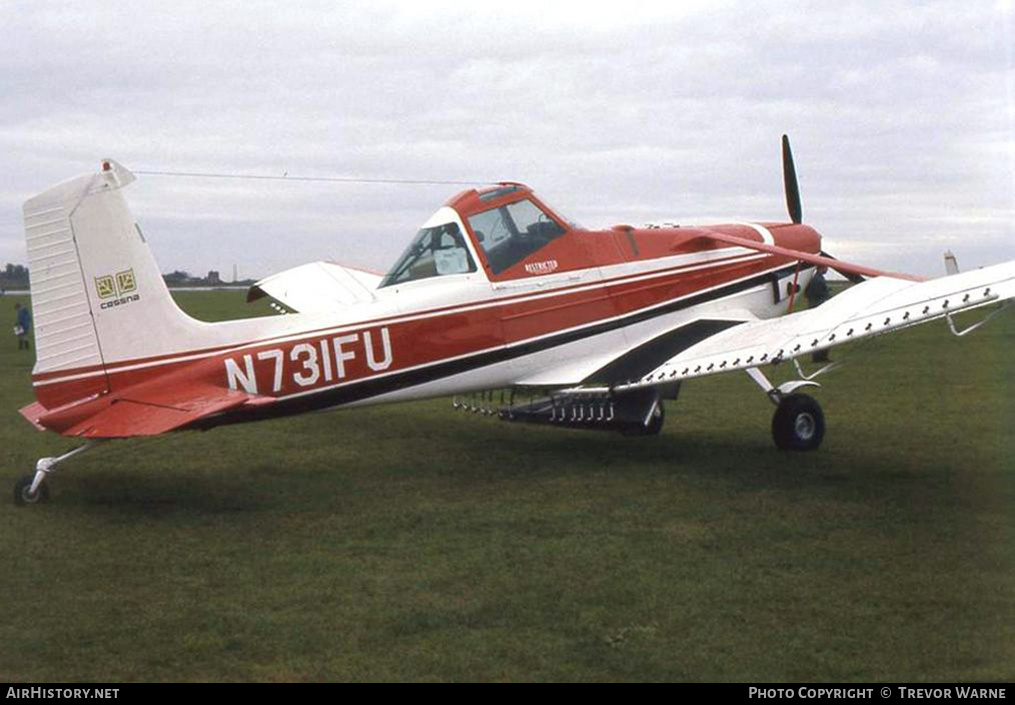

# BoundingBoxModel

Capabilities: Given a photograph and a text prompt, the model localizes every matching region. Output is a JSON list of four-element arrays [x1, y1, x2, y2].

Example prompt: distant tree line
[[1, 263, 29, 289], [2, 263, 255, 291], [161, 270, 256, 288]]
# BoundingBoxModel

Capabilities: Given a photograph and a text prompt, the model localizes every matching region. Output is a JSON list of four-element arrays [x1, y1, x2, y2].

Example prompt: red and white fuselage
[[21, 166, 822, 438]]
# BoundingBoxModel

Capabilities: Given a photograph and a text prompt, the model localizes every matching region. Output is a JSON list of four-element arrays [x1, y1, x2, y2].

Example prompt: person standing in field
[[14, 302, 31, 351], [805, 266, 831, 362]]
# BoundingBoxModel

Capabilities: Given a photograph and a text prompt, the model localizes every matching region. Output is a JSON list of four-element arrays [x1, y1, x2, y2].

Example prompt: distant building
[[207, 270, 222, 285]]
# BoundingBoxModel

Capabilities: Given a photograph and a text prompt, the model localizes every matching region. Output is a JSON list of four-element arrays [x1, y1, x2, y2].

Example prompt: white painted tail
[[23, 160, 211, 377]]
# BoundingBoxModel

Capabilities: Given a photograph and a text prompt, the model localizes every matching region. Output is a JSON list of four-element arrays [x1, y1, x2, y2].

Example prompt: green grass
[[1, 291, 1012, 682]]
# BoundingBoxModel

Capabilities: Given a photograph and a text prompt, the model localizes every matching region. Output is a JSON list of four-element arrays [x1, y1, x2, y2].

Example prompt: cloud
[[0, 0, 1012, 278]]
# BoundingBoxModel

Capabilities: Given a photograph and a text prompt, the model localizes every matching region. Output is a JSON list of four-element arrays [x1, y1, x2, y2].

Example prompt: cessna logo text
[[224, 327, 393, 395], [96, 269, 140, 309]]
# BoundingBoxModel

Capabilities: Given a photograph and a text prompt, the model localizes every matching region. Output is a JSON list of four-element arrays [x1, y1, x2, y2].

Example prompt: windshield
[[467, 198, 565, 275], [379, 222, 476, 288]]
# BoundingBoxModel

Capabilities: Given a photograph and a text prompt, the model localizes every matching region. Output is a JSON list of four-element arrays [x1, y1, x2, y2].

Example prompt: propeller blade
[[820, 250, 867, 284], [782, 134, 802, 224]]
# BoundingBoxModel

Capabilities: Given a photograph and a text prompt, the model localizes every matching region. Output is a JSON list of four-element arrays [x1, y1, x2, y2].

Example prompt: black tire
[[13, 474, 49, 507], [771, 393, 825, 451]]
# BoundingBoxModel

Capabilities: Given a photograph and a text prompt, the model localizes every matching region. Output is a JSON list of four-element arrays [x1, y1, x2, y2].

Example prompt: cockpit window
[[467, 199, 565, 275], [379, 222, 476, 287]]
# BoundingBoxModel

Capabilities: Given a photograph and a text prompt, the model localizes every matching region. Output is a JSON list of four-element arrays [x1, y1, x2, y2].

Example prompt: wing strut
[[688, 229, 924, 283]]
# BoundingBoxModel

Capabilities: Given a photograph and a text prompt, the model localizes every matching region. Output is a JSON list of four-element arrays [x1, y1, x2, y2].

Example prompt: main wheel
[[771, 394, 825, 451], [13, 474, 49, 507]]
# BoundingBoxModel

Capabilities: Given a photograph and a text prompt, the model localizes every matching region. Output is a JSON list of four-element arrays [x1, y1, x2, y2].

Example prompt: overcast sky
[[2, 0, 1013, 280]]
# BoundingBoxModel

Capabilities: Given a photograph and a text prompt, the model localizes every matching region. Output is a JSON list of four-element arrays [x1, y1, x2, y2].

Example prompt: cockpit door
[[464, 205, 627, 375]]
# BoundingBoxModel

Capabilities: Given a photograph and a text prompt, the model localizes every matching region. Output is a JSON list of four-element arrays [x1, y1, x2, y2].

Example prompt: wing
[[247, 261, 381, 313], [612, 260, 1015, 392]]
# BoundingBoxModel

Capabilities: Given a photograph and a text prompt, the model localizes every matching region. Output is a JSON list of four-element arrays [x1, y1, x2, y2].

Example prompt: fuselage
[[29, 183, 821, 435]]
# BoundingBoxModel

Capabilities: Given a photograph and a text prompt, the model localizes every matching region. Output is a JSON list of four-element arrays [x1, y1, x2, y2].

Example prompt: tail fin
[[23, 160, 212, 405]]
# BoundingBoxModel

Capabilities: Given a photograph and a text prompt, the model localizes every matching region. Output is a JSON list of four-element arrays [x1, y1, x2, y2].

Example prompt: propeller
[[782, 134, 802, 225], [782, 134, 866, 284]]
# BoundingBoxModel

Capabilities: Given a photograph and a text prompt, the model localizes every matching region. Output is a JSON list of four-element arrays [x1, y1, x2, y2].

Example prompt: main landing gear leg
[[13, 441, 99, 506], [745, 368, 825, 451]]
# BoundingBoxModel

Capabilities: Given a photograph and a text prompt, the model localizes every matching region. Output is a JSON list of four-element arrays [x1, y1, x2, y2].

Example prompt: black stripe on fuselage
[[583, 318, 746, 386], [194, 263, 806, 429]]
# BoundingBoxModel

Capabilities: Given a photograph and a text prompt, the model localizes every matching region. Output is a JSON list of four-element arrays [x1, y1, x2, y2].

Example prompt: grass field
[[1, 290, 1013, 682]]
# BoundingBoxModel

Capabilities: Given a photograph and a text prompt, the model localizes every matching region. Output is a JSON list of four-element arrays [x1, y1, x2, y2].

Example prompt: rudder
[[23, 160, 212, 407]]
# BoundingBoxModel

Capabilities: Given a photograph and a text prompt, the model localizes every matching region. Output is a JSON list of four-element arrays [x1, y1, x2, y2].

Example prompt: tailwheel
[[12, 441, 100, 506], [14, 474, 50, 506], [771, 393, 824, 451]]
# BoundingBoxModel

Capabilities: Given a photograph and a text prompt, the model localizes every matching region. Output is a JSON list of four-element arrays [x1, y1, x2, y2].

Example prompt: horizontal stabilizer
[[19, 402, 49, 432], [65, 398, 232, 437], [248, 261, 380, 313], [25, 383, 274, 438]]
